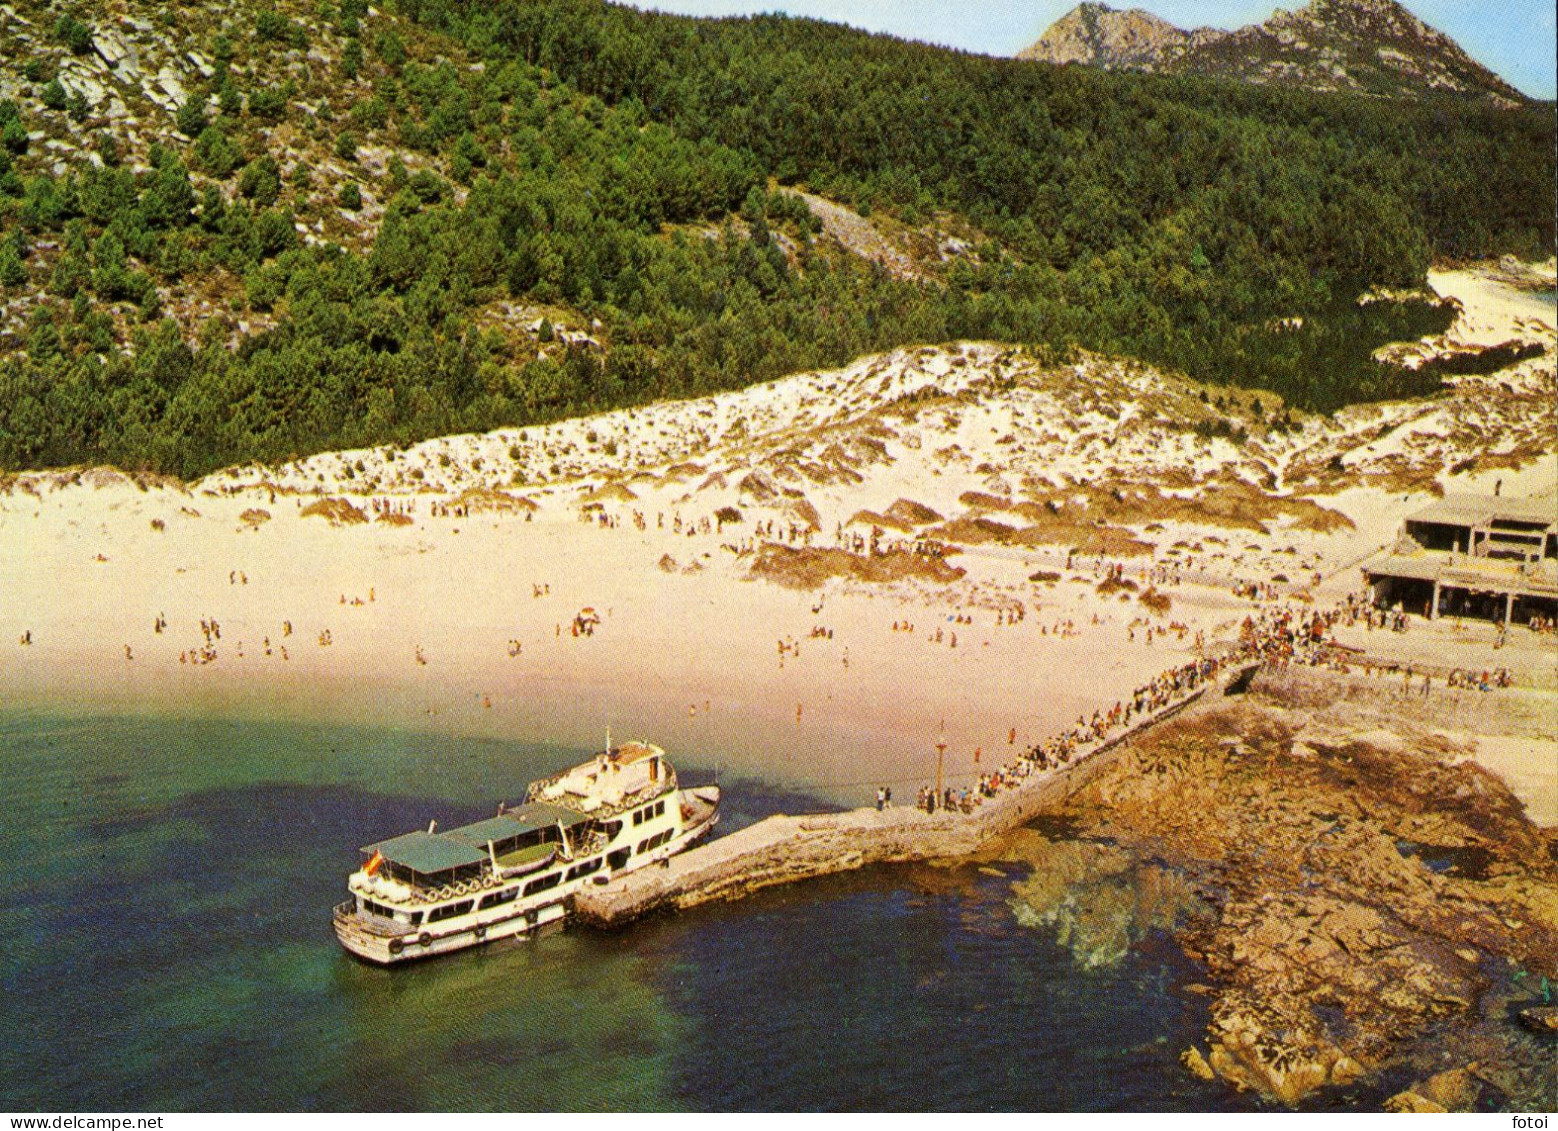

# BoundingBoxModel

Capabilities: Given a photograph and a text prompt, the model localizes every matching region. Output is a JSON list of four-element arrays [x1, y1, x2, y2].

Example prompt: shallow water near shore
[[1, 707, 1294, 1111]]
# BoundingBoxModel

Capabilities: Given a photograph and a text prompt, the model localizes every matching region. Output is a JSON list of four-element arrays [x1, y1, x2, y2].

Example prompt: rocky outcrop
[[1017, 3, 1187, 70], [1021, 0, 1531, 106], [1519, 1006, 1558, 1034], [1022, 665, 1558, 1108]]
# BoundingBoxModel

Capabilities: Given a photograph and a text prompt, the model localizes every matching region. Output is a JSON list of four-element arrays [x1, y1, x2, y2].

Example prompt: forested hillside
[[0, 0, 1550, 477]]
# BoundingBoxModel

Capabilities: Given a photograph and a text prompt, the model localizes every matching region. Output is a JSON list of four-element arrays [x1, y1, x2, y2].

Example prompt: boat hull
[[334, 784, 720, 965], [333, 896, 567, 964]]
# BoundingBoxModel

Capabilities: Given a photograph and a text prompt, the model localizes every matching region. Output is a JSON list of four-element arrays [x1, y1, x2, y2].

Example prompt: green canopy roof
[[366, 830, 488, 875], [445, 803, 587, 846], [364, 802, 591, 876], [504, 802, 591, 832]]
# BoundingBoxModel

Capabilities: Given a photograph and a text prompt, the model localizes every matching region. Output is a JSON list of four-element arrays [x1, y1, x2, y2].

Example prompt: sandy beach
[[3, 263, 1553, 815]]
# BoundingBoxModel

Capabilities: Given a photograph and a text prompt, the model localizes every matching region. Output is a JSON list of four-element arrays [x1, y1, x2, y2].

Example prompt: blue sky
[[630, 1, 1556, 99]]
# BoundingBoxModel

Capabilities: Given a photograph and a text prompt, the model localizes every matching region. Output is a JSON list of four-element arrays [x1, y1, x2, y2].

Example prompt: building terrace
[[1364, 493, 1557, 626]]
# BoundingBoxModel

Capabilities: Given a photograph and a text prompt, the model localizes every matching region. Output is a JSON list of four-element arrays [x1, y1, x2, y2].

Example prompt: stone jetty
[[574, 667, 1249, 927]]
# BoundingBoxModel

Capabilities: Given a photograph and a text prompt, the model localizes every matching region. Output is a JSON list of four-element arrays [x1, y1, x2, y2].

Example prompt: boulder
[[1518, 1005, 1557, 1034], [1413, 1066, 1480, 1112], [1180, 1046, 1216, 1081], [1383, 1090, 1446, 1113], [1329, 1056, 1367, 1086]]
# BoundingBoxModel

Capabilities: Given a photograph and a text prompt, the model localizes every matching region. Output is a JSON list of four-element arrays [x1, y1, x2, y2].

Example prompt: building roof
[[1365, 555, 1443, 583], [1367, 553, 1558, 597], [1408, 495, 1556, 530]]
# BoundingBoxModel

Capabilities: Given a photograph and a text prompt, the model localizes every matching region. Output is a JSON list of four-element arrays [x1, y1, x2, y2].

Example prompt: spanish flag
[[365, 850, 385, 877]]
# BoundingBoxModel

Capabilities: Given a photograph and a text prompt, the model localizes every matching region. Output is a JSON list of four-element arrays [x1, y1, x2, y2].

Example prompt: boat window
[[566, 858, 601, 881], [478, 888, 518, 910], [362, 898, 398, 919], [637, 831, 672, 855], [655, 800, 665, 818], [637, 830, 672, 854], [409, 911, 423, 926], [524, 872, 562, 896], [427, 899, 474, 923]]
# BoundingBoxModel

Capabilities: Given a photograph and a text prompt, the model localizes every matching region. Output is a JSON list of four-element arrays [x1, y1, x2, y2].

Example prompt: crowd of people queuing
[[909, 591, 1390, 817]]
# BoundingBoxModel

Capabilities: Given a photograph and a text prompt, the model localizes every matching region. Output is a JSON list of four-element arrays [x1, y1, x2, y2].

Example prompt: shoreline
[[2, 264, 1553, 819]]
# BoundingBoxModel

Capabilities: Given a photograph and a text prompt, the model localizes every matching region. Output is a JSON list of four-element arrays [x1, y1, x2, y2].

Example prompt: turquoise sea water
[[0, 708, 1276, 1111]]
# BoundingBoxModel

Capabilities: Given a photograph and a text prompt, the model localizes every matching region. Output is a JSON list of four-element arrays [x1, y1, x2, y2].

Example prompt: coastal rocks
[[1329, 1056, 1367, 1085], [1383, 1064, 1487, 1114], [1180, 1046, 1216, 1081], [1383, 1090, 1446, 1113], [1202, 989, 1344, 1106], [1046, 670, 1558, 1108], [1518, 1005, 1558, 1033], [1410, 1066, 1482, 1111]]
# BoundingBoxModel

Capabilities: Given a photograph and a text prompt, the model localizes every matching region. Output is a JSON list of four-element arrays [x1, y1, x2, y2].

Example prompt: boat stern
[[333, 900, 410, 965]]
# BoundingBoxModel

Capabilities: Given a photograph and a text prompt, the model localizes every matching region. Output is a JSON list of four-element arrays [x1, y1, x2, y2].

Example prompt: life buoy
[[419, 932, 432, 948], [389, 938, 404, 955], [474, 924, 487, 940]]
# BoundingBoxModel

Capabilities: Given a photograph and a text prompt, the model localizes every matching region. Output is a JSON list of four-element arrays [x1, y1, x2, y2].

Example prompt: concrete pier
[[574, 670, 1241, 928]]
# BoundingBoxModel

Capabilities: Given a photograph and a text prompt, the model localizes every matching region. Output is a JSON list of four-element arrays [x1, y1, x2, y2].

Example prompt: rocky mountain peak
[[1020, 0, 1529, 106], [1017, 3, 1187, 69]]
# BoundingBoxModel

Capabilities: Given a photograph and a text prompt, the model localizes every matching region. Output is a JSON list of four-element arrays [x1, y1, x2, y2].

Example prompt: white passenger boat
[[333, 741, 720, 964]]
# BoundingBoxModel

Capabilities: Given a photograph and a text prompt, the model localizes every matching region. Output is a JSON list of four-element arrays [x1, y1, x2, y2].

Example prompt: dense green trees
[[0, 0, 1549, 478]]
